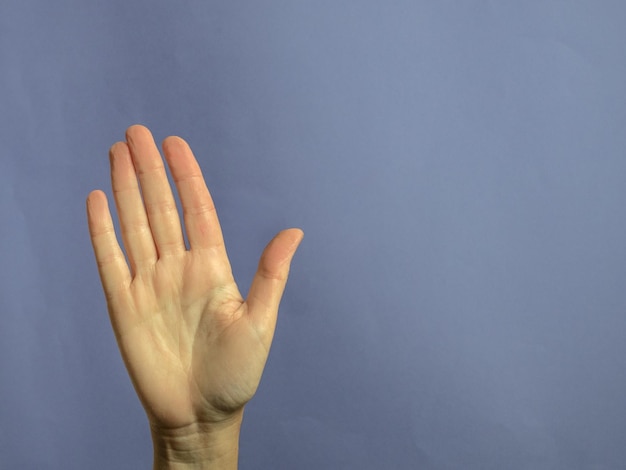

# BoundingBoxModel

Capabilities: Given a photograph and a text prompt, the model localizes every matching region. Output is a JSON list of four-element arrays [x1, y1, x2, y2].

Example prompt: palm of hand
[[87, 125, 302, 431], [115, 255, 260, 429]]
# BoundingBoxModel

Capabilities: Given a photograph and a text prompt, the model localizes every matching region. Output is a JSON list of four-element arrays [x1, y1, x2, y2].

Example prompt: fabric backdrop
[[1, 1, 625, 469]]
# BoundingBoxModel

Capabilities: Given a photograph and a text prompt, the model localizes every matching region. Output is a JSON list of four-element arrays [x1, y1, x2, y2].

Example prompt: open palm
[[87, 125, 303, 431]]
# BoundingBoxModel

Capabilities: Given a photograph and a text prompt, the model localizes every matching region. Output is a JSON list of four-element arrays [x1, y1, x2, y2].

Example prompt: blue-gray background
[[1, 1, 625, 469]]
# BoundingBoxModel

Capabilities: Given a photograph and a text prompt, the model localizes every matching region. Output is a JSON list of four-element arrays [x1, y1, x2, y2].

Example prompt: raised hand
[[86, 125, 303, 467]]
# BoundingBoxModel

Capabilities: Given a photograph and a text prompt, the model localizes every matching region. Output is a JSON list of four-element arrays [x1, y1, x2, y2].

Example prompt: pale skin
[[86, 125, 303, 469]]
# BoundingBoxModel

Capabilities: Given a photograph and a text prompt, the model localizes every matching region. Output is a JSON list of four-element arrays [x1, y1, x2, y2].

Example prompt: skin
[[86, 125, 303, 469]]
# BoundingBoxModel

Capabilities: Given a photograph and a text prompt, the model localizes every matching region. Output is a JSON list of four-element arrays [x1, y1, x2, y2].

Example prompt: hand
[[86, 125, 303, 465]]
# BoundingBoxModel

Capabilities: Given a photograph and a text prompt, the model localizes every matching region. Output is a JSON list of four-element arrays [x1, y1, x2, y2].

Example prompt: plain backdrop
[[1, 1, 625, 469]]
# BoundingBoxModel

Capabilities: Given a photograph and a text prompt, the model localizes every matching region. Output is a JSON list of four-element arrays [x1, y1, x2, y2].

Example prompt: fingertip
[[109, 141, 128, 153], [292, 227, 304, 242], [125, 124, 152, 144], [108, 141, 129, 164], [257, 229, 304, 280], [162, 135, 189, 152], [283, 228, 305, 251], [86, 189, 108, 215], [87, 189, 105, 205], [126, 123, 149, 134]]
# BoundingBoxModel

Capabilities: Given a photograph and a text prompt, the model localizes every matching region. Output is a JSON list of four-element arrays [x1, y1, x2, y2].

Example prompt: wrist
[[151, 410, 243, 470]]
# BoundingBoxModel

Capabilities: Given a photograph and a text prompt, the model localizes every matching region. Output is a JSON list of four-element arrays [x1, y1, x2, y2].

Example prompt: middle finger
[[125, 125, 186, 257]]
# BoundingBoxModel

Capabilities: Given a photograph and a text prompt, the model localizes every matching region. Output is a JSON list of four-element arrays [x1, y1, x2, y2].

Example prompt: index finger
[[161, 136, 227, 254]]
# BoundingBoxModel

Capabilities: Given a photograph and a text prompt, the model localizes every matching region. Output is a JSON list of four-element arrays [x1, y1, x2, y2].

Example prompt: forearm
[[151, 412, 243, 470]]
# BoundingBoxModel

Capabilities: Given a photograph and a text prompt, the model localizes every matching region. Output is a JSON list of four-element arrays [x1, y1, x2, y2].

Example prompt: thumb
[[246, 228, 304, 333]]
